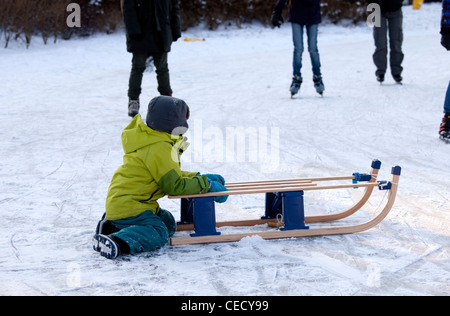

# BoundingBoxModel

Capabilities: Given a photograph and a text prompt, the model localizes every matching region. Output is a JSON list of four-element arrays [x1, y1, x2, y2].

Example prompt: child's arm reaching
[[147, 143, 210, 196], [146, 142, 228, 202]]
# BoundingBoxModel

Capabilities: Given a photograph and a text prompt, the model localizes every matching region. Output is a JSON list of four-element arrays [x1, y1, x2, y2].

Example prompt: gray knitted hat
[[146, 96, 189, 135]]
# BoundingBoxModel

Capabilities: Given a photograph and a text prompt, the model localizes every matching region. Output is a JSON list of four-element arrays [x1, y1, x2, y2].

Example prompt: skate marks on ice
[[1, 4, 449, 295], [165, 227, 448, 296]]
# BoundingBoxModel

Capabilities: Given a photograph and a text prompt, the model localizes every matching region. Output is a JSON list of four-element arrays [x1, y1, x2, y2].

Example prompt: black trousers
[[372, 9, 404, 78], [128, 52, 172, 100]]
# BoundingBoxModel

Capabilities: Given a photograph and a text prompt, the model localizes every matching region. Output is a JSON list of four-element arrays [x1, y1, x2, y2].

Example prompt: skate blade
[[440, 135, 450, 144]]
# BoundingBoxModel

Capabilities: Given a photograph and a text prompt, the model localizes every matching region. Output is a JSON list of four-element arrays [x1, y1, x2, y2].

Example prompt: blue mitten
[[200, 174, 226, 185], [208, 181, 229, 203]]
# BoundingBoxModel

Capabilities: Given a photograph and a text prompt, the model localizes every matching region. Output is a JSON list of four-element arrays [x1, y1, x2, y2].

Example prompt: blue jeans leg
[[292, 23, 304, 78], [444, 81, 450, 114], [306, 24, 322, 77], [292, 23, 322, 78]]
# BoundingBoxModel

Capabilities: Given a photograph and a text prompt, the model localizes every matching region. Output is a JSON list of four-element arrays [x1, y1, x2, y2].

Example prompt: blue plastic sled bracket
[[179, 197, 221, 238], [262, 191, 309, 231], [280, 191, 309, 231]]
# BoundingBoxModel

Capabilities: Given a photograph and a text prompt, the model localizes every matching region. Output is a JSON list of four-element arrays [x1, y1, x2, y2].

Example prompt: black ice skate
[[393, 74, 403, 85], [128, 99, 140, 118], [313, 75, 325, 96], [290, 75, 302, 97], [377, 73, 385, 84], [439, 113, 450, 144], [93, 234, 119, 259]]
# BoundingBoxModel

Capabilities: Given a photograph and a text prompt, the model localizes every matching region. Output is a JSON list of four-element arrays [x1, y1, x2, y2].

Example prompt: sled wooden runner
[[168, 160, 401, 246]]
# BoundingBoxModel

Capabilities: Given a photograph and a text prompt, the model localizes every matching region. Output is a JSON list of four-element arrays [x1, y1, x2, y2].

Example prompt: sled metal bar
[[168, 182, 381, 199], [170, 166, 401, 246]]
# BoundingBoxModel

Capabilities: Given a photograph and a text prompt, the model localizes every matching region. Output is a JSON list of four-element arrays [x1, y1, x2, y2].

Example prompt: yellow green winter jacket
[[105, 114, 209, 221]]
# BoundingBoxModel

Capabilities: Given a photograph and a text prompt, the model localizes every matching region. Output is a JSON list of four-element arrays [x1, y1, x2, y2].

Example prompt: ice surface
[[0, 4, 448, 296]]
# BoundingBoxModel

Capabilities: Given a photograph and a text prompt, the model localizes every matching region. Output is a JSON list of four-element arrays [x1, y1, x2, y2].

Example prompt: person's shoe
[[376, 73, 385, 84], [439, 113, 450, 143], [93, 234, 119, 259], [128, 99, 140, 117], [290, 75, 302, 97], [393, 74, 403, 84], [313, 75, 325, 96]]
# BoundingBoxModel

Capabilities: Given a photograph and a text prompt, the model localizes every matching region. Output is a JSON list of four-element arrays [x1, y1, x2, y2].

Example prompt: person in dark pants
[[122, 0, 181, 117], [368, 0, 404, 84]]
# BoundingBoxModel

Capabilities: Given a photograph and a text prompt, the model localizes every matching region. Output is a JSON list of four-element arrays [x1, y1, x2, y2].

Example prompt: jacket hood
[[121, 114, 181, 154], [146, 96, 189, 136]]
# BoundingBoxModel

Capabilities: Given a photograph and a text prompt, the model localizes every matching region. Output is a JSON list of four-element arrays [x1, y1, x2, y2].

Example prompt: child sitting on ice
[[93, 96, 228, 259]]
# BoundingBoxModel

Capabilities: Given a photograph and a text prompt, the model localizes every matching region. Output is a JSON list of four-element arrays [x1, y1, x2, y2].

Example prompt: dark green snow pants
[[110, 209, 176, 255]]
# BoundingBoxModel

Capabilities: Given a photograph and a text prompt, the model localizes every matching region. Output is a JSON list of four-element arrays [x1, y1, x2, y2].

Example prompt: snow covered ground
[[0, 3, 449, 296]]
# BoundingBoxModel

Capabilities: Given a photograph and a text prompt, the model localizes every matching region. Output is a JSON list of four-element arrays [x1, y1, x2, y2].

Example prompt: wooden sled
[[168, 160, 401, 246]]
